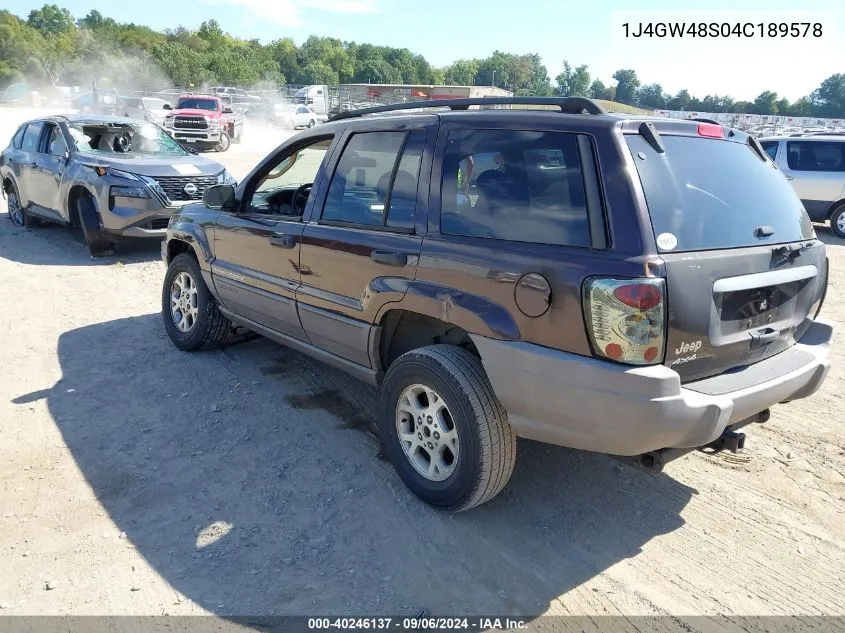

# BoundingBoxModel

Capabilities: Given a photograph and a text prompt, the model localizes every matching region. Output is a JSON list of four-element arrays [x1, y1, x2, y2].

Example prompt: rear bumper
[[471, 318, 832, 456]]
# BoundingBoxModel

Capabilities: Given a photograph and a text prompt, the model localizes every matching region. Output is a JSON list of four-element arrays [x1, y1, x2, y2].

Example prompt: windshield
[[175, 98, 217, 111], [67, 121, 188, 157], [627, 135, 814, 252]]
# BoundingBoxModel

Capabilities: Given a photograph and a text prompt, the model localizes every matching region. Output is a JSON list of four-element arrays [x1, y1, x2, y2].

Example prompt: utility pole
[[492, 71, 496, 87]]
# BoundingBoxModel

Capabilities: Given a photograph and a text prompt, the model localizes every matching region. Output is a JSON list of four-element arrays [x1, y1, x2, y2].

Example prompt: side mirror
[[204, 184, 236, 210], [222, 107, 233, 114], [163, 103, 172, 110]]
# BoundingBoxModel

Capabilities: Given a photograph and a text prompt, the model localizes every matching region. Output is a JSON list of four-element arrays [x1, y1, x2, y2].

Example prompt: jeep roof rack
[[328, 96, 607, 122]]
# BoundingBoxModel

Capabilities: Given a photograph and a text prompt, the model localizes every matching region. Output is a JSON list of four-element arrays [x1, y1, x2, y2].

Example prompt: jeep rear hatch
[[626, 124, 827, 382]]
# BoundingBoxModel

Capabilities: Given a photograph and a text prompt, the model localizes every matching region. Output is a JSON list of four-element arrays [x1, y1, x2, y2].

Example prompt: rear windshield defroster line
[[626, 135, 814, 252]]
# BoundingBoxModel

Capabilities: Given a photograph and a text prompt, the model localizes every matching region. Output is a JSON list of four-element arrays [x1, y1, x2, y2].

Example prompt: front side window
[[46, 124, 67, 156], [786, 141, 845, 172], [321, 131, 425, 229], [21, 122, 44, 152], [441, 129, 592, 248], [247, 137, 333, 216]]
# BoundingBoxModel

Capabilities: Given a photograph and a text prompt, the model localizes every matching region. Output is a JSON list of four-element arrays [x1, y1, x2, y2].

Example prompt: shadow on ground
[[816, 224, 845, 248], [0, 216, 162, 266], [14, 313, 695, 618]]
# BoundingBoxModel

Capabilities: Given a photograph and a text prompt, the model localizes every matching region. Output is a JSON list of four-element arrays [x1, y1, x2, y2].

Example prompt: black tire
[[830, 204, 845, 239], [307, 119, 315, 128], [74, 193, 113, 257], [378, 345, 516, 512], [5, 180, 39, 227], [162, 252, 231, 351], [216, 131, 230, 152]]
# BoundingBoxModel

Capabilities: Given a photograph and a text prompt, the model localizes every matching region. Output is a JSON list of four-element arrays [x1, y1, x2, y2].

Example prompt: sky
[[9, 0, 845, 102]]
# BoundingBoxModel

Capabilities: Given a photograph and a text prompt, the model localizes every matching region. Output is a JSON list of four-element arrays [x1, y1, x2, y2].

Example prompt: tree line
[[1, 5, 844, 117]]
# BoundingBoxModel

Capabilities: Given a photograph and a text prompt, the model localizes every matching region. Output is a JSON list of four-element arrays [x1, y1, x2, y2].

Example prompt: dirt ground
[[1, 108, 845, 623]]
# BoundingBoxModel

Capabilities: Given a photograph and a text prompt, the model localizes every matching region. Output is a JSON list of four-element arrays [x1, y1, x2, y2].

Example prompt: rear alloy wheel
[[307, 119, 316, 128], [216, 131, 231, 152], [162, 252, 232, 351], [5, 181, 38, 228], [830, 204, 845, 239], [378, 345, 516, 512]]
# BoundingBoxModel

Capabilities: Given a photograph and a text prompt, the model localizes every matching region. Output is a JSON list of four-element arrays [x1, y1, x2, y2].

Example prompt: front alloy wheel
[[170, 271, 199, 333], [216, 131, 231, 152], [396, 384, 460, 482]]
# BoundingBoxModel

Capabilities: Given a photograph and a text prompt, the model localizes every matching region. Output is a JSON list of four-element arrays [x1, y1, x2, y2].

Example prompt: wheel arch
[[825, 198, 845, 220], [67, 184, 99, 229], [376, 308, 479, 374]]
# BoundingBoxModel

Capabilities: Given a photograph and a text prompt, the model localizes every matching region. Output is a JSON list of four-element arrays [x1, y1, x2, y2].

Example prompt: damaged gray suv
[[1, 115, 235, 256]]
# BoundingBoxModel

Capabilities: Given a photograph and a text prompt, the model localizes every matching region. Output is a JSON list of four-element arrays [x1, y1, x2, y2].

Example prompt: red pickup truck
[[162, 94, 244, 152]]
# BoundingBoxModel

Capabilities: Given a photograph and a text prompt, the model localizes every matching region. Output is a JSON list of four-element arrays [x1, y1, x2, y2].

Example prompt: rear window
[[627, 135, 813, 252]]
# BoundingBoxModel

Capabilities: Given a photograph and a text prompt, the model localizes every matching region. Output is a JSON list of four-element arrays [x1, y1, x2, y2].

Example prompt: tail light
[[583, 277, 667, 365]]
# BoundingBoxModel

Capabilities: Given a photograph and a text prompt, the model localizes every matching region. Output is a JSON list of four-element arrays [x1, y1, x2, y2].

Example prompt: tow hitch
[[629, 409, 770, 474], [701, 429, 745, 454]]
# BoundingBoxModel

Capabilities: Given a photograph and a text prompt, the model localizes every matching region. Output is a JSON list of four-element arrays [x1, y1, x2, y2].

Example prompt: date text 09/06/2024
[[307, 618, 528, 630], [622, 22, 823, 38]]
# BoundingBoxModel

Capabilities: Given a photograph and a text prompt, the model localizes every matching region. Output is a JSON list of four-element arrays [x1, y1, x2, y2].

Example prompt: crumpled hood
[[75, 154, 224, 178]]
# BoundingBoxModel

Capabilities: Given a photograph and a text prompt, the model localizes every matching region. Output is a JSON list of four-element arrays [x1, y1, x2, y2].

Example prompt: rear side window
[[786, 141, 845, 172], [628, 134, 814, 252], [21, 122, 44, 152], [440, 129, 591, 248], [322, 130, 424, 229], [760, 140, 779, 161]]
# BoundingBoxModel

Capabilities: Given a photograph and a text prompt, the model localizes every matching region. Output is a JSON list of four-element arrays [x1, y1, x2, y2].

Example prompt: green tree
[[443, 59, 477, 85], [814, 73, 845, 117], [296, 60, 339, 85], [752, 90, 779, 114], [637, 83, 665, 109], [27, 4, 74, 35], [667, 89, 691, 111], [611, 68, 640, 104], [588, 79, 606, 99], [270, 37, 299, 81], [555, 61, 590, 97]]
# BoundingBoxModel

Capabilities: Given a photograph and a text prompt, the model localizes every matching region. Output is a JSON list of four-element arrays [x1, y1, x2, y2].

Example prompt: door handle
[[269, 233, 296, 248], [371, 250, 408, 266], [784, 174, 794, 180]]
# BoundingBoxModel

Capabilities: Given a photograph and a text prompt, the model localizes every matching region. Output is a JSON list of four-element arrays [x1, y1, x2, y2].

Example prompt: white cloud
[[202, 0, 377, 27]]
